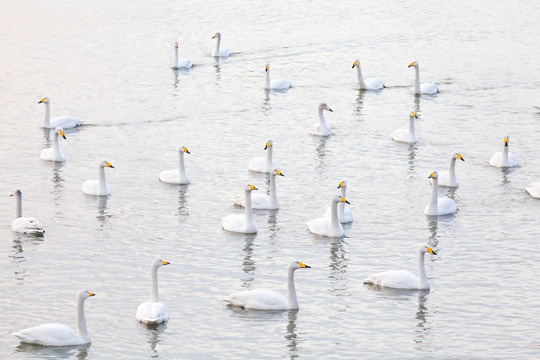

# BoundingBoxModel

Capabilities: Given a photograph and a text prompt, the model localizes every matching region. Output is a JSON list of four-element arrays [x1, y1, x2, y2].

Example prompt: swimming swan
[[525, 182, 540, 199], [437, 153, 465, 188], [234, 168, 284, 209], [364, 245, 437, 289], [10, 189, 44, 234], [308, 103, 334, 136], [324, 181, 353, 223], [264, 64, 291, 90], [13, 290, 95, 346], [424, 171, 457, 216], [40, 127, 66, 162], [392, 111, 419, 144], [159, 146, 191, 184], [172, 41, 192, 69], [211, 32, 229, 57], [38, 97, 84, 129], [223, 185, 258, 233], [308, 195, 350, 237], [352, 59, 385, 90], [82, 161, 115, 196], [225, 261, 311, 310], [136, 258, 170, 324], [248, 139, 277, 173], [408, 61, 439, 95], [489, 135, 518, 168]]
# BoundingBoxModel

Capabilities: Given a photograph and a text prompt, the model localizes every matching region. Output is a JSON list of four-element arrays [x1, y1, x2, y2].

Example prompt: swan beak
[[184, 147, 190, 154], [352, 61, 357, 68], [428, 172, 435, 179], [10, 192, 14, 197], [249, 185, 258, 191], [264, 142, 269, 150], [326, 106, 333, 112], [412, 112, 417, 118], [341, 196, 350, 204], [299, 262, 311, 268], [175, 42, 178, 48], [265, 65, 268, 71], [408, 62, 414, 68], [276, 170, 284, 176], [106, 162, 115, 168], [337, 181, 344, 189], [60, 130, 66, 139], [38, 98, 45, 104], [212, 34, 217, 39], [87, 291, 95, 297], [161, 260, 170, 266], [458, 154, 465, 161], [504, 137, 509, 146], [427, 247, 437, 255]]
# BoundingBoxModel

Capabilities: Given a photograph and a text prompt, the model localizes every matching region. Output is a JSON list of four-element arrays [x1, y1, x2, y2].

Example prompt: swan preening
[[308, 195, 350, 237], [489, 135, 518, 168], [222, 185, 258, 233], [82, 161, 115, 196], [364, 245, 437, 289], [248, 139, 277, 173], [211, 32, 229, 57], [408, 61, 439, 95], [392, 111, 419, 144], [159, 146, 191, 184], [437, 153, 465, 188], [234, 168, 284, 210], [324, 181, 353, 223], [225, 261, 311, 310], [264, 64, 291, 90], [136, 258, 170, 324], [352, 59, 385, 90], [308, 103, 334, 136], [13, 290, 95, 346], [172, 41, 192, 69], [38, 97, 84, 129], [525, 182, 540, 199], [40, 127, 66, 162], [10, 189, 44, 234], [424, 171, 457, 216]]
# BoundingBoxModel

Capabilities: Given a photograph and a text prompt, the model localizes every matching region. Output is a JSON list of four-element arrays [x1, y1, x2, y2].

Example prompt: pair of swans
[[159, 146, 191, 184], [308, 195, 351, 237], [264, 64, 291, 90], [136, 258, 170, 324], [249, 139, 277, 173], [223, 185, 258, 233], [40, 127, 66, 162], [211, 32, 229, 57], [82, 161, 115, 196], [392, 111, 419, 144], [352, 59, 385, 90], [309, 103, 334, 137], [234, 168, 284, 210], [323, 181, 353, 223], [172, 42, 192, 69], [425, 171, 457, 216], [408, 61, 439, 95], [10, 189, 44, 234], [38, 97, 84, 129], [489, 136, 518, 168]]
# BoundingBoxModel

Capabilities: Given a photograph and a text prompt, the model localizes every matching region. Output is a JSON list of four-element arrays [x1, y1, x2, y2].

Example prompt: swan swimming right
[[308, 195, 350, 237], [136, 258, 170, 324], [352, 59, 385, 90], [82, 160, 115, 196], [392, 111, 419, 144], [159, 146, 191, 184], [222, 185, 258, 233], [234, 168, 284, 210], [264, 64, 291, 90], [40, 127, 66, 162], [424, 171, 457, 216], [324, 181, 353, 223], [172, 41, 192, 69], [211, 32, 229, 57], [38, 97, 84, 129], [10, 189, 44, 234], [408, 61, 439, 95], [489, 135, 518, 168], [248, 139, 277, 173], [437, 153, 465, 188], [308, 103, 334, 136]]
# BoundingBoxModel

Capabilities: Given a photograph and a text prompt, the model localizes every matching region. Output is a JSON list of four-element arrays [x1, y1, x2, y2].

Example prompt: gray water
[[1, 0, 539, 358]]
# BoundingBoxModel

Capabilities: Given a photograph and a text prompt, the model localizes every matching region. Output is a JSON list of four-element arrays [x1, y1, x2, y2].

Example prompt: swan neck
[[173, 46, 178, 67], [53, 131, 62, 157], [98, 165, 107, 194], [15, 193, 22, 218], [266, 145, 273, 169], [418, 250, 428, 288], [287, 268, 298, 309], [244, 189, 254, 224], [269, 173, 278, 207], [356, 64, 368, 89], [449, 158, 457, 182], [428, 178, 438, 213], [44, 102, 51, 127], [330, 200, 340, 233], [178, 151, 186, 176], [214, 37, 221, 55], [150, 264, 160, 302], [338, 187, 346, 215], [408, 116, 416, 138], [319, 108, 329, 131], [76, 295, 90, 342], [265, 68, 270, 89], [503, 144, 509, 163], [414, 66, 421, 94]]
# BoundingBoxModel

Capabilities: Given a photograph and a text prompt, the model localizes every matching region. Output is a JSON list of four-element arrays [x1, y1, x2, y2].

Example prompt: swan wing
[[13, 323, 85, 346], [270, 79, 292, 90], [175, 59, 192, 69], [136, 302, 169, 324], [226, 289, 287, 310], [436, 172, 458, 188], [12, 217, 44, 233], [420, 83, 439, 95], [391, 128, 409, 143], [364, 270, 422, 289], [438, 198, 457, 215], [365, 77, 385, 90], [50, 116, 84, 129], [250, 193, 273, 210]]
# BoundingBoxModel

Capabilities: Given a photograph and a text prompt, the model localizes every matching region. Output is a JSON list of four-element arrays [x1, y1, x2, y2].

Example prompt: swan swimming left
[[40, 127, 66, 162], [248, 139, 277, 173], [172, 41, 192, 69], [211, 32, 229, 57], [13, 290, 95, 346], [10, 189, 44, 234], [424, 171, 457, 216], [136, 258, 170, 324], [408, 61, 439, 95], [82, 161, 115, 196], [264, 64, 291, 90], [222, 185, 258, 233], [392, 111, 419, 144], [308, 195, 350, 237], [159, 146, 191, 184], [352, 59, 385, 90], [489, 135, 518, 168], [308, 103, 334, 136], [38, 97, 84, 129]]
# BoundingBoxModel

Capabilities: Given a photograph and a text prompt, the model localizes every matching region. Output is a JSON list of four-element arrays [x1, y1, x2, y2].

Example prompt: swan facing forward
[[248, 139, 277, 173], [308, 195, 350, 237], [136, 259, 170, 324], [38, 97, 84, 129], [40, 127, 66, 162], [234, 169, 284, 210], [11, 189, 44, 234], [223, 185, 258, 233], [82, 161, 115, 196], [437, 153, 465, 187], [489, 136, 518, 168], [424, 171, 457, 216], [352, 59, 384, 90], [408, 61, 439, 95], [364, 245, 437, 289], [225, 261, 311, 310], [525, 182, 540, 199], [211, 32, 229, 57], [13, 290, 95, 346], [159, 146, 191, 184], [324, 181, 353, 223], [392, 111, 419, 144], [264, 64, 291, 90], [172, 41, 192, 69], [309, 103, 334, 136]]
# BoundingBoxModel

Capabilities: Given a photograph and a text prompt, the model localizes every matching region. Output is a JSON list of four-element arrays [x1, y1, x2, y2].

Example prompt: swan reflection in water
[[15, 342, 90, 359], [139, 322, 168, 354]]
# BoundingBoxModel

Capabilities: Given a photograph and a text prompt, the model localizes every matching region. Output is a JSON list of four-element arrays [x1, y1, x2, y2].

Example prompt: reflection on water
[[267, 209, 279, 239], [354, 89, 365, 117], [262, 89, 271, 115], [15, 342, 90, 359], [241, 234, 257, 288], [499, 166, 516, 185], [285, 309, 300, 358], [328, 238, 348, 296], [42, 128, 51, 145], [407, 144, 418, 173], [414, 290, 431, 348], [426, 216, 439, 243], [314, 136, 330, 170], [412, 94, 421, 113], [140, 322, 167, 355], [177, 185, 190, 219], [172, 69, 179, 89], [96, 195, 111, 230]]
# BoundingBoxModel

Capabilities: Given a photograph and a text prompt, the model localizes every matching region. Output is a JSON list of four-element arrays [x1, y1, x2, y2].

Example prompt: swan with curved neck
[[10, 189, 44, 234], [82, 160, 115, 196], [222, 185, 258, 233], [211, 32, 229, 57], [38, 97, 84, 129], [364, 245, 437, 289], [308, 103, 334, 136], [136, 258, 170, 324], [324, 181, 353, 223], [172, 41, 192, 69], [159, 146, 191, 184], [234, 168, 284, 209], [40, 127, 67, 162], [437, 153, 465, 187], [13, 290, 95, 346], [225, 261, 311, 310], [308, 195, 350, 237], [408, 61, 439, 95], [352, 59, 384, 90], [248, 139, 277, 173], [489, 135, 518, 168], [392, 111, 419, 144], [424, 171, 457, 216], [264, 64, 291, 90]]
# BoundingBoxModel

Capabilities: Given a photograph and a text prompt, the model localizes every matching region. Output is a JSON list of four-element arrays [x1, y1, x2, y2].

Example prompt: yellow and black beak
[[326, 106, 333, 112], [61, 130, 66, 139], [106, 162, 115, 168], [265, 65, 269, 71], [212, 34, 217, 39], [341, 196, 350, 204], [38, 98, 45, 104], [249, 185, 258, 191], [427, 247, 437, 255], [264, 142, 270, 150], [87, 291, 95, 297], [504, 137, 509, 147], [458, 154, 465, 161], [299, 262, 311, 268], [428, 172, 435, 179], [184, 147, 190, 154], [161, 260, 170, 266], [276, 170, 284, 177], [412, 112, 417, 118], [337, 181, 344, 189], [352, 61, 357, 69], [408, 62, 414, 68], [175, 42, 178, 48]]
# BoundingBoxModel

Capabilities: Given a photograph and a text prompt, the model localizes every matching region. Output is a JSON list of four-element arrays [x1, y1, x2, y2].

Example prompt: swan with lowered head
[[172, 41, 192, 69], [424, 171, 457, 216], [82, 161, 115, 196], [437, 153, 465, 187], [38, 97, 84, 129], [159, 146, 191, 184], [248, 139, 277, 173], [308, 195, 350, 237], [225, 261, 311, 310], [525, 182, 540, 199], [136, 258, 170, 324], [211, 32, 229, 57], [10, 189, 44, 234], [324, 181, 353, 223], [408, 61, 439, 95], [223, 185, 258, 233], [352, 59, 385, 90], [392, 111, 419, 144], [364, 245, 437, 289], [308, 103, 334, 136], [234, 168, 284, 210], [489, 135, 518, 168], [264, 64, 291, 90], [13, 290, 95, 346], [40, 127, 67, 162]]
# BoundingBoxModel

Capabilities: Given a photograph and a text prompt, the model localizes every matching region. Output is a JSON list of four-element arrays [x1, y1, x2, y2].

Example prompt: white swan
[[222, 185, 258, 233], [10, 189, 44, 234], [136, 258, 170, 324], [424, 171, 457, 216], [264, 64, 291, 90], [172, 41, 192, 69], [40, 127, 66, 162], [525, 182, 540, 199], [13, 290, 95, 346], [489, 135, 518, 168], [324, 181, 353, 223], [225, 261, 311, 310], [234, 168, 284, 210], [159, 146, 191, 184], [352, 59, 385, 90], [408, 61, 439, 95], [392, 111, 419, 144], [82, 161, 115, 196], [38, 97, 84, 129], [211, 32, 229, 57], [364, 245, 437, 289], [248, 139, 277, 173], [307, 195, 350, 237], [437, 153, 465, 188], [308, 103, 334, 136]]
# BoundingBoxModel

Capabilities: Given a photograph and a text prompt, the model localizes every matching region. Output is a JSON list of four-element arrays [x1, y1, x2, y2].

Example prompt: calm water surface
[[1, 0, 539, 358]]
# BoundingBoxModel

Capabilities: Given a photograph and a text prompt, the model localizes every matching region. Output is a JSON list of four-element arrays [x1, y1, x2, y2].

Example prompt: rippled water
[[1, 0, 539, 358]]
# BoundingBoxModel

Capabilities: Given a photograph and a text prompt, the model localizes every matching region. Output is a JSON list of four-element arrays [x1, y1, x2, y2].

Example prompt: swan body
[[82, 161, 115, 196], [308, 195, 350, 237], [424, 171, 457, 216], [309, 103, 333, 136], [324, 181, 353, 223], [437, 153, 465, 187], [225, 261, 310, 310], [172, 42, 192, 69], [159, 146, 191, 184], [136, 259, 170, 324], [248, 139, 277, 173], [40, 127, 66, 162], [211, 32, 229, 57], [489, 136, 518, 168], [364, 245, 437, 289], [264, 64, 291, 90], [13, 290, 95, 346], [38, 97, 84, 129], [408, 61, 439, 95], [11, 190, 44, 234], [525, 182, 540, 199], [352, 59, 384, 90], [392, 111, 419, 144], [223, 185, 258, 233], [234, 169, 284, 209]]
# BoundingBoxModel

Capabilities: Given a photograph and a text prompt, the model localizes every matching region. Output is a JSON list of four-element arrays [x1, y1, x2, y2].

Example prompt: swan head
[[408, 61, 419, 68], [428, 171, 439, 180], [212, 32, 221, 39], [77, 290, 96, 300], [333, 195, 350, 204], [352, 59, 360, 68], [289, 261, 311, 270], [337, 180, 347, 189], [10, 189, 22, 198], [180, 146, 190, 154], [409, 111, 418, 119], [271, 168, 284, 177], [54, 127, 66, 139], [453, 153, 465, 161], [504, 135, 509, 147], [264, 139, 273, 150], [152, 258, 170, 269], [245, 184, 258, 192], [420, 245, 437, 255], [319, 103, 333, 112], [100, 161, 115, 169], [38, 97, 50, 104], [265, 64, 269, 72], [174, 42, 178, 48]]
